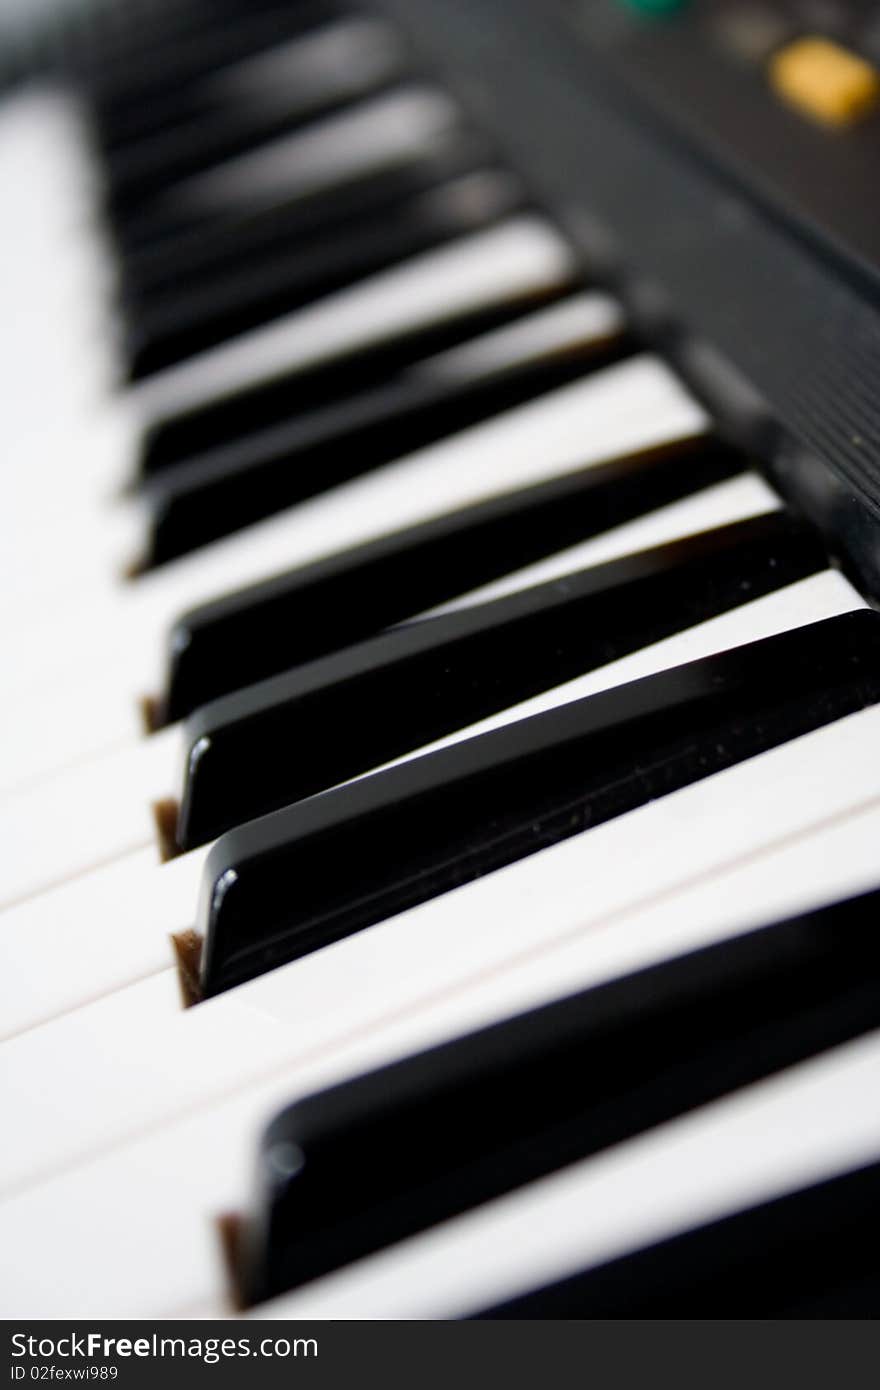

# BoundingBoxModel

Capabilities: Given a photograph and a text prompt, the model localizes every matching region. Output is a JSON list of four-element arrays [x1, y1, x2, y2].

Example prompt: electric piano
[[2, 0, 880, 1318]]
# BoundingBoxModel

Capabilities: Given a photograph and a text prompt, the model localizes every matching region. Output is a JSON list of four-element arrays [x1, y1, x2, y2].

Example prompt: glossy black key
[[88, 1, 341, 147], [77, 0, 254, 109], [480, 1160, 880, 1318], [140, 286, 574, 474], [176, 510, 825, 848], [239, 887, 880, 1304], [120, 132, 493, 306], [97, 12, 403, 162], [102, 36, 404, 212], [126, 169, 524, 380], [196, 610, 880, 998], [107, 78, 465, 252], [143, 298, 628, 561], [160, 435, 742, 722]]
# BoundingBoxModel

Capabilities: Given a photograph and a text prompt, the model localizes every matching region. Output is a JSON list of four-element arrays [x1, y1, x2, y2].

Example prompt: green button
[[621, 0, 688, 15]]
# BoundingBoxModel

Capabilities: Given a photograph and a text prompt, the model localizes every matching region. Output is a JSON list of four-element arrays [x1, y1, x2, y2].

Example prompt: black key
[[96, 10, 397, 158], [239, 887, 880, 1305], [102, 42, 403, 212], [76, 1, 240, 98], [195, 610, 880, 998], [140, 286, 575, 474], [126, 169, 524, 380], [159, 435, 742, 723], [176, 510, 825, 849], [120, 133, 493, 305], [479, 1160, 880, 1318], [87, 2, 341, 141], [143, 297, 628, 561], [107, 77, 461, 249]]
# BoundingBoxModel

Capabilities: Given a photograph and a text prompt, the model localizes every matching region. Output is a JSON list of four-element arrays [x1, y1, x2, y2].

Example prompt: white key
[[2, 356, 704, 787], [201, 17, 406, 109], [3, 786, 880, 1318], [0, 589, 874, 1193], [3, 290, 626, 615], [153, 86, 464, 219], [0, 469, 775, 898], [1, 473, 144, 617], [0, 727, 182, 910], [135, 216, 578, 421], [0, 672, 147, 797], [252, 1033, 880, 1320], [0, 91, 117, 539], [406, 289, 623, 383], [0, 845, 208, 1042]]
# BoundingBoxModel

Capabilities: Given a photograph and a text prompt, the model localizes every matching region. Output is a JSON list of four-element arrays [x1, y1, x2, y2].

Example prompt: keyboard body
[[378, 0, 880, 596]]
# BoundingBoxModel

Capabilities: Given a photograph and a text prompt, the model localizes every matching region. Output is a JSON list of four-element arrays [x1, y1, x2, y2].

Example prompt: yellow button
[[770, 36, 880, 127]]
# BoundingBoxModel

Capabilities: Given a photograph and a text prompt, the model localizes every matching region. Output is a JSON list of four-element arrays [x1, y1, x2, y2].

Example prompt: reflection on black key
[[160, 436, 742, 722], [127, 169, 524, 380], [196, 611, 880, 998], [479, 1160, 880, 1318], [144, 295, 627, 561], [240, 887, 880, 1305], [176, 510, 824, 848]]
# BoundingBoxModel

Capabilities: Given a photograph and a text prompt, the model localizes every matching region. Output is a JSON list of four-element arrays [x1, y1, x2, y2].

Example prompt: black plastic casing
[[374, 0, 880, 600]]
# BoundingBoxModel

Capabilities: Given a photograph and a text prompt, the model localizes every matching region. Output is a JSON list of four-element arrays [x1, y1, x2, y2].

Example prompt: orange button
[[770, 36, 880, 127]]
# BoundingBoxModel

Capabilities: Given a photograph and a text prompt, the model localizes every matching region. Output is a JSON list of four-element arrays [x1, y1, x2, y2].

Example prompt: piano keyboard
[[2, 0, 880, 1321]]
